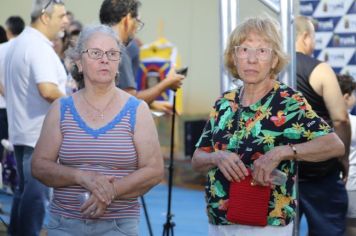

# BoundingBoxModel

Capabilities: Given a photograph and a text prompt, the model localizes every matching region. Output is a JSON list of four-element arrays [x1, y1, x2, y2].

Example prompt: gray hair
[[31, 0, 65, 23], [67, 24, 123, 89]]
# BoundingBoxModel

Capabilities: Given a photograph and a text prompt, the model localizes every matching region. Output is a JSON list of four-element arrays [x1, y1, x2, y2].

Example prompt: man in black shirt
[[295, 15, 350, 236]]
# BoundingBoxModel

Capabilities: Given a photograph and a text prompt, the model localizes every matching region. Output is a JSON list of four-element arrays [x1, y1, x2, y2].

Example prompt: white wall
[[0, 0, 296, 116]]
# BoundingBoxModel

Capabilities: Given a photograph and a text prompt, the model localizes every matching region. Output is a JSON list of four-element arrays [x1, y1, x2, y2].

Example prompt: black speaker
[[184, 120, 206, 157]]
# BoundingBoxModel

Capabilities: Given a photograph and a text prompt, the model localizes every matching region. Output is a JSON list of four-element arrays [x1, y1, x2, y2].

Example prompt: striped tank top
[[50, 95, 141, 219]]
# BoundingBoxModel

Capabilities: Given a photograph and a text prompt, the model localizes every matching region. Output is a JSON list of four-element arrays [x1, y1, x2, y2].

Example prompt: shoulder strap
[[127, 96, 142, 133], [60, 96, 72, 122]]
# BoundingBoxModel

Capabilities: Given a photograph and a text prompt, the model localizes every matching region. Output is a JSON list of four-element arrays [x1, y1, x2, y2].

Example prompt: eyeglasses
[[41, 0, 63, 14], [135, 18, 144, 32], [82, 48, 121, 61], [234, 46, 273, 61]]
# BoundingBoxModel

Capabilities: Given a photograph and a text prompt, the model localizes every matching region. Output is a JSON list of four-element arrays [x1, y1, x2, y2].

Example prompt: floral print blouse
[[196, 81, 331, 226]]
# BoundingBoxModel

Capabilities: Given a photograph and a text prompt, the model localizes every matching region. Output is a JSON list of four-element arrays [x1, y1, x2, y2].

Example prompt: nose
[[99, 53, 110, 63], [247, 49, 258, 62]]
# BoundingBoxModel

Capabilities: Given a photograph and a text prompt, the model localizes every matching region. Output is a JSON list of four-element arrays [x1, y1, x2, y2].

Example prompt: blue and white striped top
[[50, 95, 141, 219]]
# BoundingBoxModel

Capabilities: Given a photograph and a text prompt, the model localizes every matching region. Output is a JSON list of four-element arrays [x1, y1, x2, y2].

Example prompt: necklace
[[81, 91, 116, 120]]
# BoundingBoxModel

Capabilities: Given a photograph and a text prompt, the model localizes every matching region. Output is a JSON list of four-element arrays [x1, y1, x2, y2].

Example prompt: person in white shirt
[[0, 16, 25, 162], [4, 0, 69, 235]]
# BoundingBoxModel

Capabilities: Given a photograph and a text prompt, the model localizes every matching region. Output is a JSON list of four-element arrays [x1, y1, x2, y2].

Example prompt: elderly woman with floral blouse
[[192, 16, 344, 236]]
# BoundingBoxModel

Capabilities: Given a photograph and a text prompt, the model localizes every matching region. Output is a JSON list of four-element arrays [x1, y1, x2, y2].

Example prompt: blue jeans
[[47, 213, 139, 236], [299, 170, 348, 236], [8, 145, 49, 236]]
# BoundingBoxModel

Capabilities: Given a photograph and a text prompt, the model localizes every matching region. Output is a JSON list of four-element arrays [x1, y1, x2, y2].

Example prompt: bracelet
[[289, 143, 297, 159]]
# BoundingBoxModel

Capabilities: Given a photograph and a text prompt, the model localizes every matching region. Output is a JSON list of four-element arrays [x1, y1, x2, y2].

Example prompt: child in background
[[336, 73, 356, 236]]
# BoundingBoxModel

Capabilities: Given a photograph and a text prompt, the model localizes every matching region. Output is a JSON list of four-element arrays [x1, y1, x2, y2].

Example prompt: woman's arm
[[191, 149, 219, 172], [252, 132, 345, 185], [283, 132, 344, 162], [31, 99, 113, 204], [32, 99, 79, 186], [111, 101, 164, 199], [192, 149, 249, 182]]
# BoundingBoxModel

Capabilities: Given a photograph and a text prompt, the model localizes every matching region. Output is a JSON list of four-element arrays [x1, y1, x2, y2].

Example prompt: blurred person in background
[[4, 0, 68, 235], [0, 26, 7, 43], [67, 20, 82, 49], [53, 31, 69, 70], [99, 0, 185, 114], [336, 73, 356, 236], [4, 16, 25, 40], [0, 16, 25, 161], [295, 15, 349, 236]]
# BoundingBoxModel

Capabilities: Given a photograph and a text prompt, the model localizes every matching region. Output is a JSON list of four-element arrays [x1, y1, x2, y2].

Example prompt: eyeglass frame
[[233, 46, 273, 61], [135, 18, 145, 32], [41, 0, 63, 14], [81, 48, 121, 61]]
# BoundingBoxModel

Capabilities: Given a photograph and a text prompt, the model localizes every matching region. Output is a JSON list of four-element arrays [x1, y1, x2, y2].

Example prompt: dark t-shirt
[[126, 39, 140, 78], [117, 47, 137, 90]]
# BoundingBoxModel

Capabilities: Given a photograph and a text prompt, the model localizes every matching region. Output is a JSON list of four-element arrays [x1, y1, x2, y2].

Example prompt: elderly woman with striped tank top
[[32, 24, 164, 236]]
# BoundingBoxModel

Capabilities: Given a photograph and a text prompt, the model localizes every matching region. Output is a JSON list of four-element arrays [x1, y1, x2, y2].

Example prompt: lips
[[243, 69, 259, 75], [99, 69, 110, 74]]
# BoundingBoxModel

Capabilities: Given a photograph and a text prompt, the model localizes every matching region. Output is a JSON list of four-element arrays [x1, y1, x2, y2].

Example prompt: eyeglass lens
[[235, 46, 272, 60], [84, 49, 120, 61], [136, 19, 144, 32]]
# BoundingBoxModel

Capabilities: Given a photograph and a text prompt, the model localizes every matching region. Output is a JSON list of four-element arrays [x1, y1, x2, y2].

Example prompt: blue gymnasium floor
[[0, 184, 308, 235]]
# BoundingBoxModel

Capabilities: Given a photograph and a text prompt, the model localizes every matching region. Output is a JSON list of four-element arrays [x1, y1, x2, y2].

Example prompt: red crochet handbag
[[226, 174, 271, 226]]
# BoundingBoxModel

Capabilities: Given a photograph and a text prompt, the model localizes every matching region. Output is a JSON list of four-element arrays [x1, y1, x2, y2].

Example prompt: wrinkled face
[[77, 32, 120, 86], [46, 4, 69, 40], [233, 31, 278, 85]]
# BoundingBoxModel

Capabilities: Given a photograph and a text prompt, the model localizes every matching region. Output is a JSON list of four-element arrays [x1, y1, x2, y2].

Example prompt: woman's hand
[[80, 194, 108, 219], [214, 150, 249, 182], [76, 171, 116, 205], [252, 148, 283, 186]]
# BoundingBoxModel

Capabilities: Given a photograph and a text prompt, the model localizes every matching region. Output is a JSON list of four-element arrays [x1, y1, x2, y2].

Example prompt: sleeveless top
[[50, 95, 142, 219], [296, 52, 330, 124], [296, 52, 340, 179]]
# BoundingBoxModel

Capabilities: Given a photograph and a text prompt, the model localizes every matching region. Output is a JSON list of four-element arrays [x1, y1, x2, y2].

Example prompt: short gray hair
[[67, 24, 123, 89], [31, 0, 65, 23]]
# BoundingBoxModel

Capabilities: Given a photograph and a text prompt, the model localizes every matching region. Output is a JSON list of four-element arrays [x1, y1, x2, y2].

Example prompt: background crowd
[[0, 0, 355, 236]]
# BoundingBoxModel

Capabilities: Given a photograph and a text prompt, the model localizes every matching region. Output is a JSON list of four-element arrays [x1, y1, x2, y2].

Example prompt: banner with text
[[300, 0, 356, 79]]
